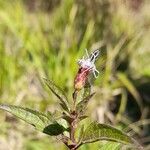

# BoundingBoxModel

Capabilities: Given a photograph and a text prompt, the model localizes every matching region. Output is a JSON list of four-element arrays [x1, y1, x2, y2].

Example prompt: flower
[[74, 49, 100, 91]]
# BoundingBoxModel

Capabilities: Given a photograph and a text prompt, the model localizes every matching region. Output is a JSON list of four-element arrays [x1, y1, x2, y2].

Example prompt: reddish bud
[[74, 67, 90, 91]]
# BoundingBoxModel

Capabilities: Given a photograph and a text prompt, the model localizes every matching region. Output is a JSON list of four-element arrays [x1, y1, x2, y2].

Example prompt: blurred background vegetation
[[0, 0, 150, 149]]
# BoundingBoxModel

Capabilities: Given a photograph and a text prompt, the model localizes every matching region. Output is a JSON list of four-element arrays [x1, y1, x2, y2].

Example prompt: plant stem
[[65, 90, 79, 150], [70, 116, 77, 143]]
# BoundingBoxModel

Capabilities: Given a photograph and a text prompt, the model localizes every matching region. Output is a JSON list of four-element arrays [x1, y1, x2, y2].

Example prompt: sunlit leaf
[[99, 141, 121, 150], [82, 121, 134, 145], [0, 104, 49, 130], [76, 93, 95, 115], [0, 104, 66, 136], [43, 78, 70, 113]]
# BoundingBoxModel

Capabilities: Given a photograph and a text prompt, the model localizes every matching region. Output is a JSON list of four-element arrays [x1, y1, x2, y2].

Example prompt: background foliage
[[0, 0, 150, 149]]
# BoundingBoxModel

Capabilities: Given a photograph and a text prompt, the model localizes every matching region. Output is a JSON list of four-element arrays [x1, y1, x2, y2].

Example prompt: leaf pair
[[0, 105, 136, 148]]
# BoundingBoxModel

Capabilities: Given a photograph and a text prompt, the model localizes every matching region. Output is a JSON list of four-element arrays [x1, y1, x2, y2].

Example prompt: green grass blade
[[117, 72, 142, 111]]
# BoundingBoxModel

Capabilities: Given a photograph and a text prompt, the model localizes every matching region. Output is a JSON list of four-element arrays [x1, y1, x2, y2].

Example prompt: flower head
[[74, 49, 100, 91]]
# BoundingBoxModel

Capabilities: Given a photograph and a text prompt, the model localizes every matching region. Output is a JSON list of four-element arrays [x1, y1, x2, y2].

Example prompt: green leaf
[[76, 93, 95, 115], [99, 142, 121, 150], [43, 122, 66, 136], [82, 121, 134, 145], [43, 78, 70, 113], [0, 104, 49, 130], [0, 104, 66, 136]]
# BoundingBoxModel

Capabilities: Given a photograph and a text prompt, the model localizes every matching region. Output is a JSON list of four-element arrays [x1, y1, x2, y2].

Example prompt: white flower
[[77, 49, 100, 78]]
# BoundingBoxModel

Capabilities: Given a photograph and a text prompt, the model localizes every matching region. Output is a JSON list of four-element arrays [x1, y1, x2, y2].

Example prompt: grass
[[0, 0, 150, 149]]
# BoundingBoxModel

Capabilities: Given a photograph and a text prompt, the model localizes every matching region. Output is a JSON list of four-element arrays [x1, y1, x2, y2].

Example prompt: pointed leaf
[[76, 93, 95, 115], [82, 122, 134, 145], [43, 78, 70, 112], [0, 104, 66, 136], [0, 104, 49, 130], [43, 122, 66, 136]]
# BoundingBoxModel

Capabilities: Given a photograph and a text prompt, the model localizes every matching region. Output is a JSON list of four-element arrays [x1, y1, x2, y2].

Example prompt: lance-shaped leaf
[[82, 121, 134, 145], [43, 78, 70, 113], [0, 104, 66, 136], [76, 93, 95, 115]]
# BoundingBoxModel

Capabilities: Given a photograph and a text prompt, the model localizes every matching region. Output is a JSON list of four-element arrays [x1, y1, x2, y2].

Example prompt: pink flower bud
[[74, 67, 90, 91], [74, 49, 100, 91]]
